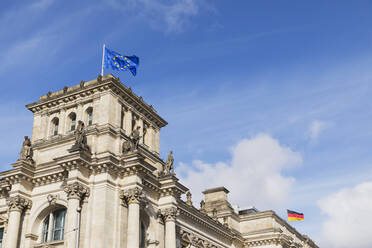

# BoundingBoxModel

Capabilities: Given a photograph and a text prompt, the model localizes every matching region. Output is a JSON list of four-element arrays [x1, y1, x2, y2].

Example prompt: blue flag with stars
[[104, 47, 139, 76]]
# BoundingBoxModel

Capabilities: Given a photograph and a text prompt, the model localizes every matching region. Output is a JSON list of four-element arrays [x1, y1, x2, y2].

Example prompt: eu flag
[[104, 47, 139, 76]]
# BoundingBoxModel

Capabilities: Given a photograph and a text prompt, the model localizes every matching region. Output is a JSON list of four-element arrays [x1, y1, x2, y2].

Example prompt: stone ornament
[[200, 200, 206, 213], [97, 74, 103, 83], [120, 187, 143, 204], [70, 121, 90, 152], [122, 126, 142, 155], [186, 191, 192, 206], [19, 136, 33, 162], [47, 194, 59, 206], [80, 80, 85, 88], [160, 207, 179, 222], [7, 195, 32, 212], [63, 182, 90, 200], [163, 151, 175, 175]]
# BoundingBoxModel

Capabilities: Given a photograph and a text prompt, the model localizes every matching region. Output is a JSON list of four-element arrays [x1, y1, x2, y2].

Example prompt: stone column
[[63, 182, 90, 248], [161, 207, 178, 248], [6, 195, 32, 248], [120, 187, 143, 248]]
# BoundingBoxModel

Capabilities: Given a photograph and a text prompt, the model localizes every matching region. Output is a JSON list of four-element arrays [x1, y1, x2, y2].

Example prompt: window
[[41, 209, 66, 243], [86, 107, 93, 126], [52, 118, 59, 136], [0, 227, 3, 248], [69, 113, 77, 131], [42, 215, 49, 243]]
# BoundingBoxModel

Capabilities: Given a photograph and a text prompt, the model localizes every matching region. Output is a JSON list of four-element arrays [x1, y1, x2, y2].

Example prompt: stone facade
[[0, 75, 318, 248]]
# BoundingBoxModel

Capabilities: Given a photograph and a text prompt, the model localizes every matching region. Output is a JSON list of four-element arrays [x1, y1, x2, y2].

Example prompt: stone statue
[[186, 191, 192, 206], [200, 200, 205, 212], [71, 121, 90, 151], [19, 136, 33, 161], [130, 126, 141, 150], [122, 140, 132, 154], [164, 151, 175, 175]]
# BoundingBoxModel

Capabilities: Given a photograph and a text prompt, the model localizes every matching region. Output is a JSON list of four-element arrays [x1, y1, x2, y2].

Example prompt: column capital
[[7, 195, 32, 212], [161, 207, 179, 222], [63, 182, 90, 200], [120, 187, 143, 204]]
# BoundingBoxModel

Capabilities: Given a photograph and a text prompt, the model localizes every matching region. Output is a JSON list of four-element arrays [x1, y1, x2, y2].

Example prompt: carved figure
[[130, 126, 141, 150], [20, 136, 33, 161], [186, 191, 192, 206], [80, 80, 85, 88], [200, 200, 205, 212], [122, 140, 132, 154], [71, 121, 90, 151], [164, 151, 175, 175]]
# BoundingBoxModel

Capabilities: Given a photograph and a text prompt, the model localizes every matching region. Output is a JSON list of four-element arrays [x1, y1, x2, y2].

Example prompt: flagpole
[[101, 44, 105, 76]]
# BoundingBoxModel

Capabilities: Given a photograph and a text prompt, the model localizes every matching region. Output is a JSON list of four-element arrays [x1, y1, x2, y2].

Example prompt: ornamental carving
[[19, 136, 33, 162], [7, 195, 32, 212], [120, 187, 143, 204], [63, 182, 90, 200], [47, 194, 59, 206], [160, 207, 179, 222]]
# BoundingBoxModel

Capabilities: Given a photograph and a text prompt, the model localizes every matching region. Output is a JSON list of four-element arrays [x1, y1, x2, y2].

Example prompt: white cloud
[[318, 181, 372, 248], [308, 120, 329, 141], [178, 134, 302, 210], [106, 0, 200, 32]]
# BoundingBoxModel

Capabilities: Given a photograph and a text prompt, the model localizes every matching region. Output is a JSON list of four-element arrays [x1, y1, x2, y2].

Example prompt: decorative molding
[[6, 195, 32, 212], [47, 194, 59, 206], [160, 207, 179, 222], [63, 182, 90, 200], [26, 75, 167, 128], [179, 227, 221, 248], [120, 187, 144, 204], [244, 233, 293, 248]]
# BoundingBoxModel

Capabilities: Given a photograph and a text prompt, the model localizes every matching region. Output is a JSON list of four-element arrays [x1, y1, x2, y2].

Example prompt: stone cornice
[[240, 210, 309, 244], [177, 200, 239, 243], [244, 233, 293, 248], [242, 227, 282, 236], [179, 226, 225, 248], [26, 74, 167, 128], [159, 175, 188, 198]]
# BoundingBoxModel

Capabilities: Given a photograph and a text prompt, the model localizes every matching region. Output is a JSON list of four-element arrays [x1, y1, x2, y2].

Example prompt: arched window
[[86, 107, 93, 126], [51, 118, 59, 136], [41, 208, 66, 243], [69, 112, 77, 131]]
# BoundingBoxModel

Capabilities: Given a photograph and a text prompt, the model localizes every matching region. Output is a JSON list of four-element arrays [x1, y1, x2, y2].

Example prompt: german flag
[[287, 210, 304, 221]]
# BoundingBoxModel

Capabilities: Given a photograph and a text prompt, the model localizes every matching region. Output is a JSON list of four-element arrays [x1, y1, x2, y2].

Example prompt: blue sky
[[1, 1, 372, 247]]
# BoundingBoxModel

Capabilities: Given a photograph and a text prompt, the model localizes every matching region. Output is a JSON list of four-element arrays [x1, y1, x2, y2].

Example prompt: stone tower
[[0, 74, 318, 248]]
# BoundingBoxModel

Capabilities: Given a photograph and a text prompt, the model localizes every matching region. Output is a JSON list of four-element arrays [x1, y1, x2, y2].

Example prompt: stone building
[[0, 75, 318, 248]]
